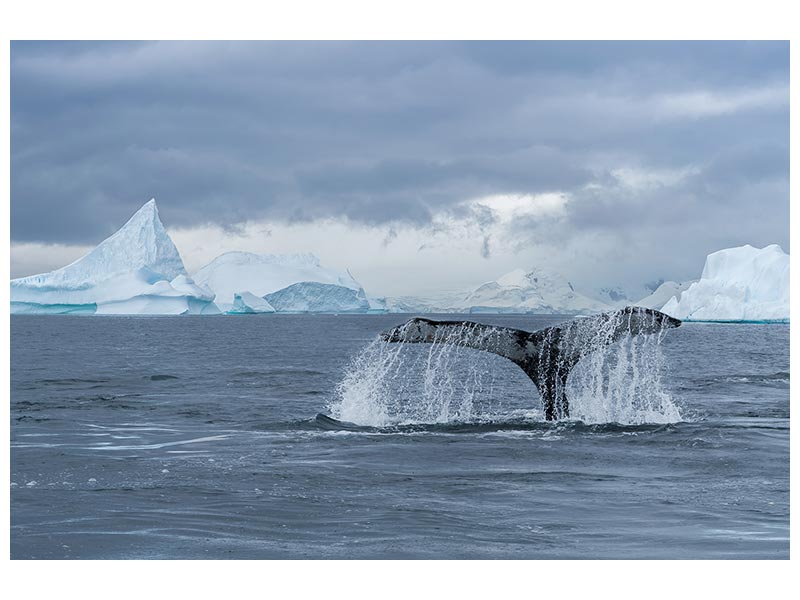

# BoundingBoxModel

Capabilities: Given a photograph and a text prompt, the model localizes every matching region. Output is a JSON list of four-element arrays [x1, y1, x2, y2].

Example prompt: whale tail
[[381, 306, 681, 420]]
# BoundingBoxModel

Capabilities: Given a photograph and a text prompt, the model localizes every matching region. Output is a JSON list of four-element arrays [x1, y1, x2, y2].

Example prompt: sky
[[10, 41, 789, 297]]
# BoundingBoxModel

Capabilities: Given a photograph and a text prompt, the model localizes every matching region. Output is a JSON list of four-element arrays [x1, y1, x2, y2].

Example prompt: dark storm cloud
[[11, 40, 789, 256]]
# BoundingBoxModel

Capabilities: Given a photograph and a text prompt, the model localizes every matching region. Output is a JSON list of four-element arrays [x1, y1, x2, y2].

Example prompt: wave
[[693, 371, 789, 387], [231, 368, 325, 378], [311, 413, 679, 435], [36, 377, 109, 386], [718, 372, 789, 384]]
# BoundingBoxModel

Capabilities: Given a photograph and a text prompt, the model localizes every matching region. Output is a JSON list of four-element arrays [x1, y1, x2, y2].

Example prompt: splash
[[330, 317, 681, 427], [567, 328, 681, 424], [330, 325, 529, 426], [537, 308, 682, 424], [330, 339, 504, 426]]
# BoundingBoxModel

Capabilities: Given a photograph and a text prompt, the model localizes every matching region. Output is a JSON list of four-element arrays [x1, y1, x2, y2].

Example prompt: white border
[[0, 0, 796, 40], [1, 1, 796, 598]]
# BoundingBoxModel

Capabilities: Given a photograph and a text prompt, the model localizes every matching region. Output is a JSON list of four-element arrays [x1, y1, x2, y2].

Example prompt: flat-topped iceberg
[[661, 244, 789, 322], [11, 200, 217, 315], [265, 281, 373, 313], [378, 291, 467, 313]]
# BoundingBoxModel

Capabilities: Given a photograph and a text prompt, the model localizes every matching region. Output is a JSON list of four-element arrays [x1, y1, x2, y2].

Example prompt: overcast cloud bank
[[11, 41, 789, 296]]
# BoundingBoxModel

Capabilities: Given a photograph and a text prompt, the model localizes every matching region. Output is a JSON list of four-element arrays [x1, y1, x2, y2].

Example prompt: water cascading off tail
[[329, 308, 683, 427]]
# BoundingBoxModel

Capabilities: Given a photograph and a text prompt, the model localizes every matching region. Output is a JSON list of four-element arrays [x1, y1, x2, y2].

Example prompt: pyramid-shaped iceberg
[[11, 199, 218, 315]]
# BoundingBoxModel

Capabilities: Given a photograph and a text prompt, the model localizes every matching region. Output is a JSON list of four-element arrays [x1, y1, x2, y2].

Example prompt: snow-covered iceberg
[[634, 280, 694, 311], [454, 268, 611, 314], [193, 251, 379, 313], [11, 199, 218, 315], [382, 268, 611, 314], [661, 245, 789, 322]]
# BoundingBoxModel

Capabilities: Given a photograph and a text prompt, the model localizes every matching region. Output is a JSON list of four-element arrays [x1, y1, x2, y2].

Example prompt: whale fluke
[[381, 306, 681, 420]]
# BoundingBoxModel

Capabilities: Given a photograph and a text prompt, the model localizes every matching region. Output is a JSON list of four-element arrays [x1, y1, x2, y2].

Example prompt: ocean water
[[10, 314, 789, 559]]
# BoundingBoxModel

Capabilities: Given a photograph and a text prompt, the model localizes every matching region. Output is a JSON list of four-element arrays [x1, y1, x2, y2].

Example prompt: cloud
[[10, 41, 789, 294], [650, 85, 788, 119], [10, 242, 94, 279], [480, 236, 491, 259], [474, 192, 569, 222], [609, 166, 701, 190]]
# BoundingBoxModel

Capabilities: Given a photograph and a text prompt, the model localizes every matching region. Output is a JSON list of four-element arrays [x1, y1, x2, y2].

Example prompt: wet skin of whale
[[381, 306, 681, 421]]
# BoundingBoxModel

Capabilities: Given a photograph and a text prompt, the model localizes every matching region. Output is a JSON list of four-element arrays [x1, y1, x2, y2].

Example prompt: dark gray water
[[10, 314, 789, 559]]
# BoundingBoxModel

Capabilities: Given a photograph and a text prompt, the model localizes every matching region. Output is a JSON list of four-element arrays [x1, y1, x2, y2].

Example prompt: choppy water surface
[[10, 314, 789, 559]]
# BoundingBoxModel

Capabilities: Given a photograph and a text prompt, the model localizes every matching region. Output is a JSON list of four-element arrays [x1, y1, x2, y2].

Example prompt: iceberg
[[634, 280, 694, 311], [193, 251, 372, 313], [455, 267, 611, 314], [379, 291, 467, 313], [11, 199, 218, 315], [661, 244, 789, 322], [264, 281, 372, 313], [383, 268, 611, 314], [229, 292, 276, 314]]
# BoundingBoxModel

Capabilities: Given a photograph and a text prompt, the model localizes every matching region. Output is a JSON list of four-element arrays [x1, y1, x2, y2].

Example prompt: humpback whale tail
[[381, 306, 681, 421]]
